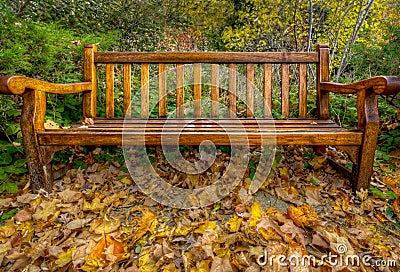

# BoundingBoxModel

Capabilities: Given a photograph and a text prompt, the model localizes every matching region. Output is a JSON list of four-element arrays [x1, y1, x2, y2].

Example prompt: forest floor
[[0, 146, 400, 272]]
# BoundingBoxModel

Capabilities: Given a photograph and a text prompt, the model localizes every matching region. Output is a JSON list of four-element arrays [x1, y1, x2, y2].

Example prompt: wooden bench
[[1, 44, 399, 193]]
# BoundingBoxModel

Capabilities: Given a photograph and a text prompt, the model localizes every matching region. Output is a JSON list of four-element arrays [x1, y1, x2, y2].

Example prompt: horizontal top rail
[[94, 52, 319, 64]]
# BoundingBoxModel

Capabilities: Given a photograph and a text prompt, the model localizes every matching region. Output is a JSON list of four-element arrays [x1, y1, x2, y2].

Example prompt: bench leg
[[352, 92, 380, 191], [21, 91, 52, 193]]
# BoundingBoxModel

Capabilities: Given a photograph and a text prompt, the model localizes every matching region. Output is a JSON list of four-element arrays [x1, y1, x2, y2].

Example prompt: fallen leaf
[[195, 221, 217, 234], [249, 201, 263, 227], [32, 198, 60, 221], [393, 196, 400, 218], [58, 189, 83, 203], [66, 218, 92, 230], [85, 235, 126, 268], [55, 247, 75, 268], [83, 198, 107, 212], [138, 248, 157, 272], [14, 209, 32, 223], [90, 218, 121, 234], [225, 215, 242, 233], [210, 257, 233, 272], [0, 219, 16, 242], [287, 204, 319, 227]]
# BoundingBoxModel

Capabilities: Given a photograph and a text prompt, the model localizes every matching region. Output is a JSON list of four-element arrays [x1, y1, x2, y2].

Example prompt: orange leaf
[[287, 204, 319, 227], [85, 236, 126, 267]]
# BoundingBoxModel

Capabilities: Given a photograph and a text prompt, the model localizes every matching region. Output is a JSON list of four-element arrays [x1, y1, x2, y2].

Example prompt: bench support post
[[21, 90, 52, 193], [352, 90, 379, 191]]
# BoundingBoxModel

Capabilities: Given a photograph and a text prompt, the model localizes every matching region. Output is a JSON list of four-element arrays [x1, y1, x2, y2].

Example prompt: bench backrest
[[82, 44, 330, 119]]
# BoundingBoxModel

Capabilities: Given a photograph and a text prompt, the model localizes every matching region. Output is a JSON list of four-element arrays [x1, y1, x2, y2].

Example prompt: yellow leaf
[[214, 247, 230, 259], [119, 176, 133, 185], [194, 221, 217, 234], [132, 208, 157, 243], [259, 227, 282, 241], [83, 198, 106, 212], [249, 201, 263, 227], [0, 219, 16, 242], [197, 260, 211, 272], [55, 247, 75, 268], [32, 199, 60, 221], [287, 204, 319, 227], [225, 215, 242, 233], [309, 156, 326, 170], [139, 248, 158, 272], [279, 167, 290, 181], [90, 218, 121, 234], [85, 236, 126, 268], [174, 225, 193, 236]]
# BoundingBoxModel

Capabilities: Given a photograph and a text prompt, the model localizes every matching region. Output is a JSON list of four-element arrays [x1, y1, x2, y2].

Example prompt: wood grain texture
[[38, 129, 362, 146], [320, 76, 400, 95], [299, 63, 307, 118], [211, 64, 219, 118], [141, 63, 150, 118], [158, 64, 167, 118], [246, 64, 254, 118], [281, 64, 290, 118], [176, 64, 185, 118], [22, 90, 52, 192], [123, 64, 132, 117], [105, 63, 115, 118], [354, 91, 379, 190], [263, 64, 272, 117], [194, 63, 202, 118], [316, 44, 330, 119], [95, 52, 319, 63], [83, 44, 97, 118], [0, 76, 92, 95], [228, 64, 237, 118]]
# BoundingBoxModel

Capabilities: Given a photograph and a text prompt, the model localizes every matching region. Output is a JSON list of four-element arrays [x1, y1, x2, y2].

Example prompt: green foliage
[[0, 208, 19, 225], [369, 186, 398, 200], [378, 126, 400, 152]]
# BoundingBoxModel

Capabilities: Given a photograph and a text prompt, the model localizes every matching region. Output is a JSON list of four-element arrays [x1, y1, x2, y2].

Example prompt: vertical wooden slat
[[263, 64, 272, 117], [176, 64, 185, 118], [123, 64, 132, 118], [211, 64, 219, 118], [317, 44, 330, 119], [194, 63, 202, 118], [105, 63, 115, 118], [299, 63, 307, 118], [246, 64, 254, 118], [83, 44, 97, 118], [141, 63, 149, 118], [158, 64, 167, 118], [228, 64, 237, 118], [281, 64, 290, 118]]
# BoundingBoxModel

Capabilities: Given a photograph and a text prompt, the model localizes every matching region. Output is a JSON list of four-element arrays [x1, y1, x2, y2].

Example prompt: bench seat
[[37, 118, 362, 146]]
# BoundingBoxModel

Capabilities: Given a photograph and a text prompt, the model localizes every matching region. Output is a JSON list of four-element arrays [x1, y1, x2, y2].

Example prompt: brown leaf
[[90, 218, 121, 234], [393, 196, 400, 218], [210, 257, 233, 272], [280, 221, 307, 246], [14, 209, 32, 223]]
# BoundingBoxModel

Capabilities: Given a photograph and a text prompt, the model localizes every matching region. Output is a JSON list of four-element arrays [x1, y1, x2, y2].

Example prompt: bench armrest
[[0, 76, 92, 95], [320, 76, 400, 95]]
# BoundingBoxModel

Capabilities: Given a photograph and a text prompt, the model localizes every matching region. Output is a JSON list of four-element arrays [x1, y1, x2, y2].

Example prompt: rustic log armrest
[[320, 76, 400, 95], [0, 76, 92, 95]]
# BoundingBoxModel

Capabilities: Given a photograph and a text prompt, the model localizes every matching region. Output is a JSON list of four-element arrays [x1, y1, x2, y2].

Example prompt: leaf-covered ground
[[1, 146, 399, 271]]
